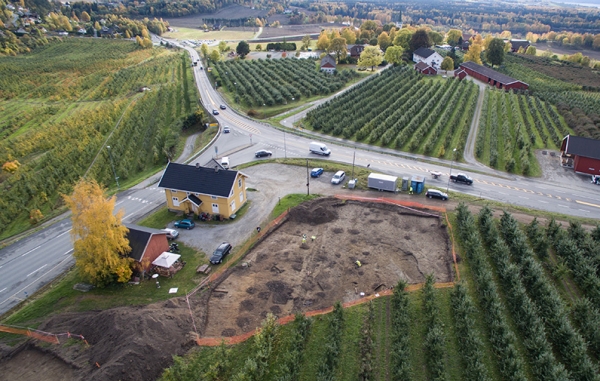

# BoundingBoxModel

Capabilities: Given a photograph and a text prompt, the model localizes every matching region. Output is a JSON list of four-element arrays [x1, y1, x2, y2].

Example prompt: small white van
[[221, 157, 230, 169], [309, 142, 331, 156]]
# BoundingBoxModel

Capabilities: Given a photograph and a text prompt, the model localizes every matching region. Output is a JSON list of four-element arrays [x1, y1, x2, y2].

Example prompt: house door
[[212, 203, 219, 214]]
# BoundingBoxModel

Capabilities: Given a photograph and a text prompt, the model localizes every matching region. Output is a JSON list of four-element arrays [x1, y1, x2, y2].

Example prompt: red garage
[[459, 61, 528, 91], [560, 134, 600, 176]]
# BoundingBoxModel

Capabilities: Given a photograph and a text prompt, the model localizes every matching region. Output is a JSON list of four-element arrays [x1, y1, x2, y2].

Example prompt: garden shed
[[560, 134, 600, 176]]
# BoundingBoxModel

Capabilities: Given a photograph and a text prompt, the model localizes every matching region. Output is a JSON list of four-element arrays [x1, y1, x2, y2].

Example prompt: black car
[[220, 104, 226, 110], [212, 109, 219, 115], [210, 242, 232, 264], [425, 189, 449, 201], [255, 150, 273, 158]]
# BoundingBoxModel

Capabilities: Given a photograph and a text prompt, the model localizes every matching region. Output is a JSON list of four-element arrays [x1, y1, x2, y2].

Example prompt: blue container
[[411, 175, 426, 194]]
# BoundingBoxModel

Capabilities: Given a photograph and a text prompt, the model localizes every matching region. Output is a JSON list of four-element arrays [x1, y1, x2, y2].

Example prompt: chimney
[[195, 163, 200, 169]]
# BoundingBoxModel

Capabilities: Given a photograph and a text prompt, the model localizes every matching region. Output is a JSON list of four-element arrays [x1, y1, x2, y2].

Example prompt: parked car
[[212, 109, 219, 115], [223, 126, 230, 133], [311, 167, 324, 178], [331, 170, 346, 184], [425, 189, 448, 201], [255, 150, 272, 158], [210, 242, 232, 264], [220, 104, 226, 110], [162, 228, 179, 239], [174, 219, 195, 229]]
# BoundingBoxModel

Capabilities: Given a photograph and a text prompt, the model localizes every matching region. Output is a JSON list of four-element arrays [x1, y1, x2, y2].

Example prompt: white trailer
[[368, 173, 398, 192]]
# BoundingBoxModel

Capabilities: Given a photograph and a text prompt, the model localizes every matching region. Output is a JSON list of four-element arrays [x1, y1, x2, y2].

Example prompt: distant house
[[15, 28, 28, 36], [57, 31, 68, 36], [348, 44, 365, 57], [78, 28, 86, 35], [460, 40, 470, 51], [509, 39, 530, 52], [560, 134, 600, 175], [412, 47, 443, 69], [454, 68, 468, 80], [125, 224, 169, 272], [320, 54, 336, 74], [414, 61, 438, 75], [458, 61, 528, 91], [158, 162, 249, 219]]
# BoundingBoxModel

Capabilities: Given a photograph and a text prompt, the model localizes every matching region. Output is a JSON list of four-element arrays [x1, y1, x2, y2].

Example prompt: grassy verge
[[1, 243, 207, 325]]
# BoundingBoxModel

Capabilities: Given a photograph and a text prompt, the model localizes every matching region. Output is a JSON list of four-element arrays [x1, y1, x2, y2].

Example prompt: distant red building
[[414, 61, 438, 75], [459, 61, 528, 91], [454, 68, 467, 80], [560, 134, 600, 176]]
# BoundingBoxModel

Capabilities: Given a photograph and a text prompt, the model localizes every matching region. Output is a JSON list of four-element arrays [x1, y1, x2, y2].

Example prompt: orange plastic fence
[[0, 324, 60, 344], [334, 195, 447, 215], [195, 282, 455, 347]]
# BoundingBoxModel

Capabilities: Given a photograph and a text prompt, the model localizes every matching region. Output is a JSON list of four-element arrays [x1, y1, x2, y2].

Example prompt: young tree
[[317, 31, 330, 51], [428, 30, 444, 46], [329, 37, 347, 62], [378, 31, 391, 51], [218, 41, 228, 55], [393, 28, 413, 50], [64, 179, 132, 287], [464, 43, 483, 64], [525, 46, 536, 55], [485, 38, 506, 67], [446, 29, 462, 46], [409, 28, 431, 53], [80, 11, 91, 22], [441, 56, 454, 71], [209, 50, 221, 62], [358, 45, 383, 71], [301, 35, 312, 50], [384, 45, 404, 65], [236, 40, 250, 58], [341, 27, 357, 44], [201, 43, 209, 58]]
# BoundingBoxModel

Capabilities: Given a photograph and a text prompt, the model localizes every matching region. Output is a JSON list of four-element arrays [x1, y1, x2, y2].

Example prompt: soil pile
[[288, 198, 339, 225]]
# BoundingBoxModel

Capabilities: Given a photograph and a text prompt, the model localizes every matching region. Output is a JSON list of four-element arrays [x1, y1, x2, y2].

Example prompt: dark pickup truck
[[450, 173, 473, 185]]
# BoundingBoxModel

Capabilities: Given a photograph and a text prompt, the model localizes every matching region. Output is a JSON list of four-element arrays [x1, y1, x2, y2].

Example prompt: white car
[[162, 228, 179, 240], [331, 171, 346, 185], [223, 126, 230, 133]]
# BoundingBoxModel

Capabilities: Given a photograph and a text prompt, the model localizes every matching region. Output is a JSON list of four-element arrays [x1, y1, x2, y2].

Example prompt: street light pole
[[283, 131, 287, 159], [106, 146, 120, 190], [306, 159, 310, 195], [446, 148, 457, 194]]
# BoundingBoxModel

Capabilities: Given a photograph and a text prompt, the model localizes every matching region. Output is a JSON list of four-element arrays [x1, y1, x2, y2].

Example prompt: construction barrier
[[0, 324, 87, 345], [191, 196, 459, 346], [196, 282, 455, 346]]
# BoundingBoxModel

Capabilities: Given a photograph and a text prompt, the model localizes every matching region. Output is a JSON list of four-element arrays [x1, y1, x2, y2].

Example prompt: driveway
[[166, 163, 363, 255]]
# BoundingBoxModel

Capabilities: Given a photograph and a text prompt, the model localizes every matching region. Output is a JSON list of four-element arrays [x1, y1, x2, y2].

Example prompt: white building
[[412, 47, 443, 69]]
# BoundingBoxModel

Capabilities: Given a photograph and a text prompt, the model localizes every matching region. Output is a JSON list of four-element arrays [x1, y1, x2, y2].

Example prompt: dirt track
[[203, 197, 452, 337]]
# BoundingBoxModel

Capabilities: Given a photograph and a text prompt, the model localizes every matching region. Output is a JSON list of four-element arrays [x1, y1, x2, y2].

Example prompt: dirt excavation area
[[203, 198, 453, 337]]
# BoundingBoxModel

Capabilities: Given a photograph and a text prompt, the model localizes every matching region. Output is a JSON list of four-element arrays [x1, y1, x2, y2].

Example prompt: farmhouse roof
[[158, 162, 246, 198], [414, 61, 431, 70], [510, 39, 530, 50], [562, 135, 600, 160], [459, 61, 528, 86], [125, 224, 167, 262], [413, 47, 435, 58]]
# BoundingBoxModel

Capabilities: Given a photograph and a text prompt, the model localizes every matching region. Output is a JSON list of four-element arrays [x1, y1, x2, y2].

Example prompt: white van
[[309, 142, 331, 156], [221, 157, 230, 169]]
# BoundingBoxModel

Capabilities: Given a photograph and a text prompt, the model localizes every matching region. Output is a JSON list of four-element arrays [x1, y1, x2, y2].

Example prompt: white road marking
[[21, 245, 41, 257], [0, 288, 6, 293], [27, 264, 48, 277], [519, 196, 529, 199], [539, 201, 548, 204], [56, 230, 71, 238], [557, 204, 568, 208], [64, 249, 73, 256]]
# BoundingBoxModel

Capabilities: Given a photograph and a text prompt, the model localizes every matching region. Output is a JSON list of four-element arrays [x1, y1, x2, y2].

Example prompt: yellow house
[[158, 162, 248, 219]]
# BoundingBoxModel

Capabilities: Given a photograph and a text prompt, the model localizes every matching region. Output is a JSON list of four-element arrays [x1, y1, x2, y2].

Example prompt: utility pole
[[284, 131, 287, 159], [106, 146, 120, 190], [351, 148, 356, 180], [447, 148, 457, 194], [306, 159, 310, 195]]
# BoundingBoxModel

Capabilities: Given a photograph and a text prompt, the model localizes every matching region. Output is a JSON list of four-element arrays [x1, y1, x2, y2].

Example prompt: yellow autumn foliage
[[64, 179, 132, 287]]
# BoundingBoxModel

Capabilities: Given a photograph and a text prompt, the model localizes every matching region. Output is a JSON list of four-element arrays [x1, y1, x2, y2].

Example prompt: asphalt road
[[1, 38, 599, 317]]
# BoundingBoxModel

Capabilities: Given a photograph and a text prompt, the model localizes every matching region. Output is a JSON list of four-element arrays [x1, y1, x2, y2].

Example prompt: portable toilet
[[401, 176, 410, 191], [411, 175, 426, 194]]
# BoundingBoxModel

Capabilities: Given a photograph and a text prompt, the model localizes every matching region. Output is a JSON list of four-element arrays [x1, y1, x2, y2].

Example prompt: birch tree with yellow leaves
[[64, 179, 132, 287]]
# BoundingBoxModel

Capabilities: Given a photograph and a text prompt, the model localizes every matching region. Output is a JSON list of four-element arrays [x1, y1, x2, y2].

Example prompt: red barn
[[126, 224, 170, 273], [454, 68, 467, 80], [560, 134, 600, 176], [459, 61, 528, 91], [414, 61, 438, 75]]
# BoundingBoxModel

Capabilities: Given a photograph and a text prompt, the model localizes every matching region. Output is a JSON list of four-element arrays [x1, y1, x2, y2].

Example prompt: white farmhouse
[[412, 47, 443, 69]]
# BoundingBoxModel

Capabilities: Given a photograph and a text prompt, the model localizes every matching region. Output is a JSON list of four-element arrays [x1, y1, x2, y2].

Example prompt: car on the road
[[425, 189, 448, 201], [162, 228, 179, 239], [255, 150, 272, 158], [174, 219, 195, 229], [220, 104, 226, 110], [212, 109, 219, 115], [311, 167, 324, 178], [223, 126, 230, 133], [210, 242, 232, 264], [331, 170, 346, 184]]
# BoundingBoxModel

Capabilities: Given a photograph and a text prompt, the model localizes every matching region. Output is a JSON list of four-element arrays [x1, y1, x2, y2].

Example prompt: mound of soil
[[287, 198, 339, 225]]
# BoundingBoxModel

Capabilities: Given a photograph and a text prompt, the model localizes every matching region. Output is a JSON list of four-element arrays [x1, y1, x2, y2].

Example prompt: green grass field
[[165, 27, 256, 41]]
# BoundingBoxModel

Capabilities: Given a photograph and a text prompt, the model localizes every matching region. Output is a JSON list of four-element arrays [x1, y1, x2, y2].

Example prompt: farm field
[[212, 58, 359, 108], [475, 89, 572, 175], [0, 39, 199, 239], [305, 66, 478, 161], [164, 26, 256, 42], [158, 202, 600, 380]]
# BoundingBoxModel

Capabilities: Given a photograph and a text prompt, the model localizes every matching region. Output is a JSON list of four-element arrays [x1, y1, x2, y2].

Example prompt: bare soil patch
[[202, 197, 452, 337]]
